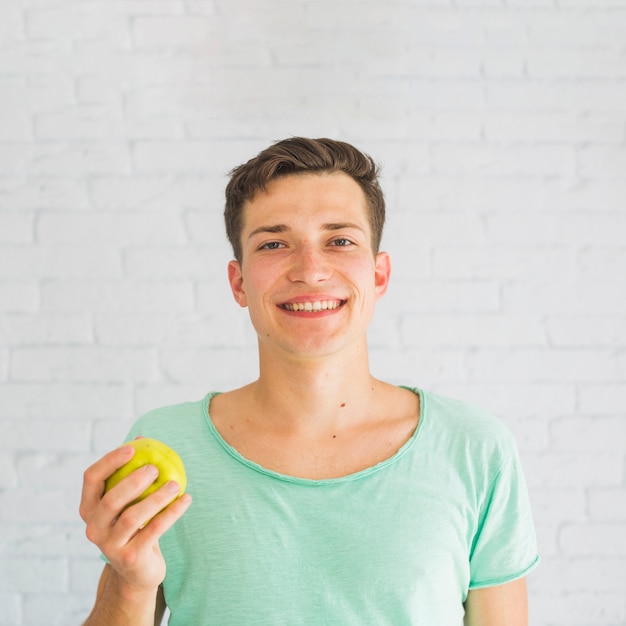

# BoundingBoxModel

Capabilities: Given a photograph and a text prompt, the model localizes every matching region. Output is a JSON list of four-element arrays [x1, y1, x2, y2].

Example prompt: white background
[[0, 1, 625, 624]]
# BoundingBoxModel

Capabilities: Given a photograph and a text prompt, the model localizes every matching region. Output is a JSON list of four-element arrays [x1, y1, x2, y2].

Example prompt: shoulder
[[421, 389, 513, 440], [126, 393, 218, 448], [416, 388, 519, 472]]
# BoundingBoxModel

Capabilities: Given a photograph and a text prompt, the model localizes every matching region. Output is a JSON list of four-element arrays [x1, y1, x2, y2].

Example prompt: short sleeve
[[468, 441, 540, 589]]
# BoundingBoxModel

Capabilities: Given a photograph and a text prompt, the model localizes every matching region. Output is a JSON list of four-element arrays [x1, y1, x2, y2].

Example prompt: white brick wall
[[1, 1, 624, 624]]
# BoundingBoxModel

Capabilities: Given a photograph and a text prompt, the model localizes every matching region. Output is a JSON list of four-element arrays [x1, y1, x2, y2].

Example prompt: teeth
[[283, 300, 342, 312]]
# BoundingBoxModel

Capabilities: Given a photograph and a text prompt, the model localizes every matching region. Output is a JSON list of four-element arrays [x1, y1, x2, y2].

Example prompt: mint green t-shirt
[[124, 388, 539, 625]]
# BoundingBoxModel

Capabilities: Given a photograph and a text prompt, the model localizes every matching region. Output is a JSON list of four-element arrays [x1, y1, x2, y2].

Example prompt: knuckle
[[84, 524, 101, 545]]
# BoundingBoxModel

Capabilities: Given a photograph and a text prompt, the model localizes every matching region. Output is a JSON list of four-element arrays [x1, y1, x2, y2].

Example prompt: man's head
[[224, 137, 385, 262]]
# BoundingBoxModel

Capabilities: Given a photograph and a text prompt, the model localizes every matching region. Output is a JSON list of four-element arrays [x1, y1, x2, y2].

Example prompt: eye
[[330, 238, 353, 247], [259, 241, 285, 250]]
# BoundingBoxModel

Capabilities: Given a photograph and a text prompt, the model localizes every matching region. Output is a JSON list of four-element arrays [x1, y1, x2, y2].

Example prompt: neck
[[249, 343, 382, 435]]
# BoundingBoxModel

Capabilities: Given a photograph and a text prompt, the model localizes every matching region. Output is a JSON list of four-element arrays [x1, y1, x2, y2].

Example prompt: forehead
[[242, 172, 369, 229]]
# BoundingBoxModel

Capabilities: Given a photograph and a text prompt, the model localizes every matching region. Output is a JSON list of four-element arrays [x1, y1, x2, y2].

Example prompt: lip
[[278, 296, 347, 314]]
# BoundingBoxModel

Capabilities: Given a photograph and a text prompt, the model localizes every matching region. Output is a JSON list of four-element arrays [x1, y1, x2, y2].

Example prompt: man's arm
[[79, 444, 191, 626], [463, 578, 528, 626], [83, 564, 166, 626]]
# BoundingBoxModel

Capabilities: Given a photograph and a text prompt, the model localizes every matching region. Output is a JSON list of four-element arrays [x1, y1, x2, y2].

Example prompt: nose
[[287, 243, 332, 284]]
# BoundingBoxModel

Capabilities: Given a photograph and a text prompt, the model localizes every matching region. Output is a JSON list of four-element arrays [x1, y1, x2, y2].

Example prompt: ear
[[374, 251, 391, 300], [228, 260, 248, 307]]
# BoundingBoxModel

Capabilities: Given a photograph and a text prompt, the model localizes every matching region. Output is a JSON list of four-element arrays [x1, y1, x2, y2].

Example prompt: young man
[[80, 137, 539, 625]]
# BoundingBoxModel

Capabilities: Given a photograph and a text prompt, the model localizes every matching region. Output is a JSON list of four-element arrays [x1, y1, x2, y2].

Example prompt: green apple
[[104, 437, 187, 506]]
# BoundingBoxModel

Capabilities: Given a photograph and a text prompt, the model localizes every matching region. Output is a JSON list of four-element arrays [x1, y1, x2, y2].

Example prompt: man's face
[[227, 172, 390, 361]]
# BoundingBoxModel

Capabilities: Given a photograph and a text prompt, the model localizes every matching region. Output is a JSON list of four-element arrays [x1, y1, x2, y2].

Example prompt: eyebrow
[[247, 222, 365, 240]]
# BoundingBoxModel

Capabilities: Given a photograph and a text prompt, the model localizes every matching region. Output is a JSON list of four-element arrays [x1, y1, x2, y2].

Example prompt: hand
[[79, 443, 192, 592]]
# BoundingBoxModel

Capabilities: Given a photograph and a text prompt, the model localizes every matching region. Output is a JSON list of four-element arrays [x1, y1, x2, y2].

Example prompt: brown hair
[[224, 137, 385, 262]]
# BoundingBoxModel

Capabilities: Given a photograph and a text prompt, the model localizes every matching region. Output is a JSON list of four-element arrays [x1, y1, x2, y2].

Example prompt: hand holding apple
[[104, 437, 187, 507]]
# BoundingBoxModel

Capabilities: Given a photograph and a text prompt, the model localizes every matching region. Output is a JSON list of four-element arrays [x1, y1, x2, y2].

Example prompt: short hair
[[224, 137, 385, 262]]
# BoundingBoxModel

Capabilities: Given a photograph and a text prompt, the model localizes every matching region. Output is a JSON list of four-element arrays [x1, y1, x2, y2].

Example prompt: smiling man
[[80, 137, 539, 625]]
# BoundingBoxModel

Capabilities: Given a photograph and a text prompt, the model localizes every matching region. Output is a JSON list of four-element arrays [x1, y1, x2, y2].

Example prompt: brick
[[92, 417, 138, 453], [36, 211, 187, 245], [41, 280, 193, 313], [579, 246, 626, 279], [485, 211, 626, 245], [82, 1, 186, 15], [537, 556, 626, 592], [160, 347, 260, 386], [527, 48, 626, 79], [0, 557, 67, 593], [579, 384, 626, 414], [529, 488, 587, 525], [0, 417, 91, 453], [466, 348, 623, 383], [0, 74, 75, 113], [370, 347, 467, 387], [0, 313, 92, 346], [432, 143, 575, 178], [396, 211, 485, 244], [400, 314, 546, 348], [0, 142, 132, 177], [0, 383, 132, 420], [0, 351, 8, 381], [133, 140, 267, 175], [484, 111, 624, 143], [589, 488, 626, 521], [529, 590, 626, 625], [551, 416, 626, 452], [0, 246, 122, 279], [132, 16, 211, 47], [134, 382, 213, 417], [503, 280, 626, 315], [436, 382, 577, 420], [543, 180, 626, 213], [1, 524, 87, 558], [385, 279, 500, 314], [196, 280, 260, 318], [547, 316, 626, 348], [0, 212, 33, 243], [26, 7, 130, 44], [0, 4, 24, 41], [10, 346, 159, 383], [482, 51, 526, 78], [93, 312, 175, 345], [486, 80, 626, 111], [579, 145, 626, 180], [36, 108, 183, 141], [523, 452, 623, 488], [23, 591, 96, 626], [0, 453, 18, 489], [0, 178, 90, 211], [304, 5, 486, 45], [560, 523, 626, 556], [99, 311, 249, 348], [0, 592, 20, 624], [432, 245, 573, 279], [90, 175, 222, 212], [529, 10, 626, 45], [124, 247, 223, 279], [69, 557, 103, 594], [0, 110, 33, 141], [186, 1, 217, 14], [0, 283, 38, 313]]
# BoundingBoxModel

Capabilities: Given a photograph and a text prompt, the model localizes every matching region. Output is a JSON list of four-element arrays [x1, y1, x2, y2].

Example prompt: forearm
[[83, 566, 161, 626]]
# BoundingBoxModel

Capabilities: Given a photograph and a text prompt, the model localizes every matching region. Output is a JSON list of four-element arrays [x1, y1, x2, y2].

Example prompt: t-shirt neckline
[[203, 386, 425, 486]]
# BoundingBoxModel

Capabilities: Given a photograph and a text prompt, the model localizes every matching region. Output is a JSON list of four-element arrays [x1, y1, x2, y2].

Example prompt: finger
[[131, 491, 192, 548], [100, 464, 160, 525], [111, 482, 190, 545], [80, 445, 135, 521]]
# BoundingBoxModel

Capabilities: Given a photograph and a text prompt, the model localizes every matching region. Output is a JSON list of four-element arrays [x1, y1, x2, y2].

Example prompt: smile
[[280, 300, 345, 312]]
